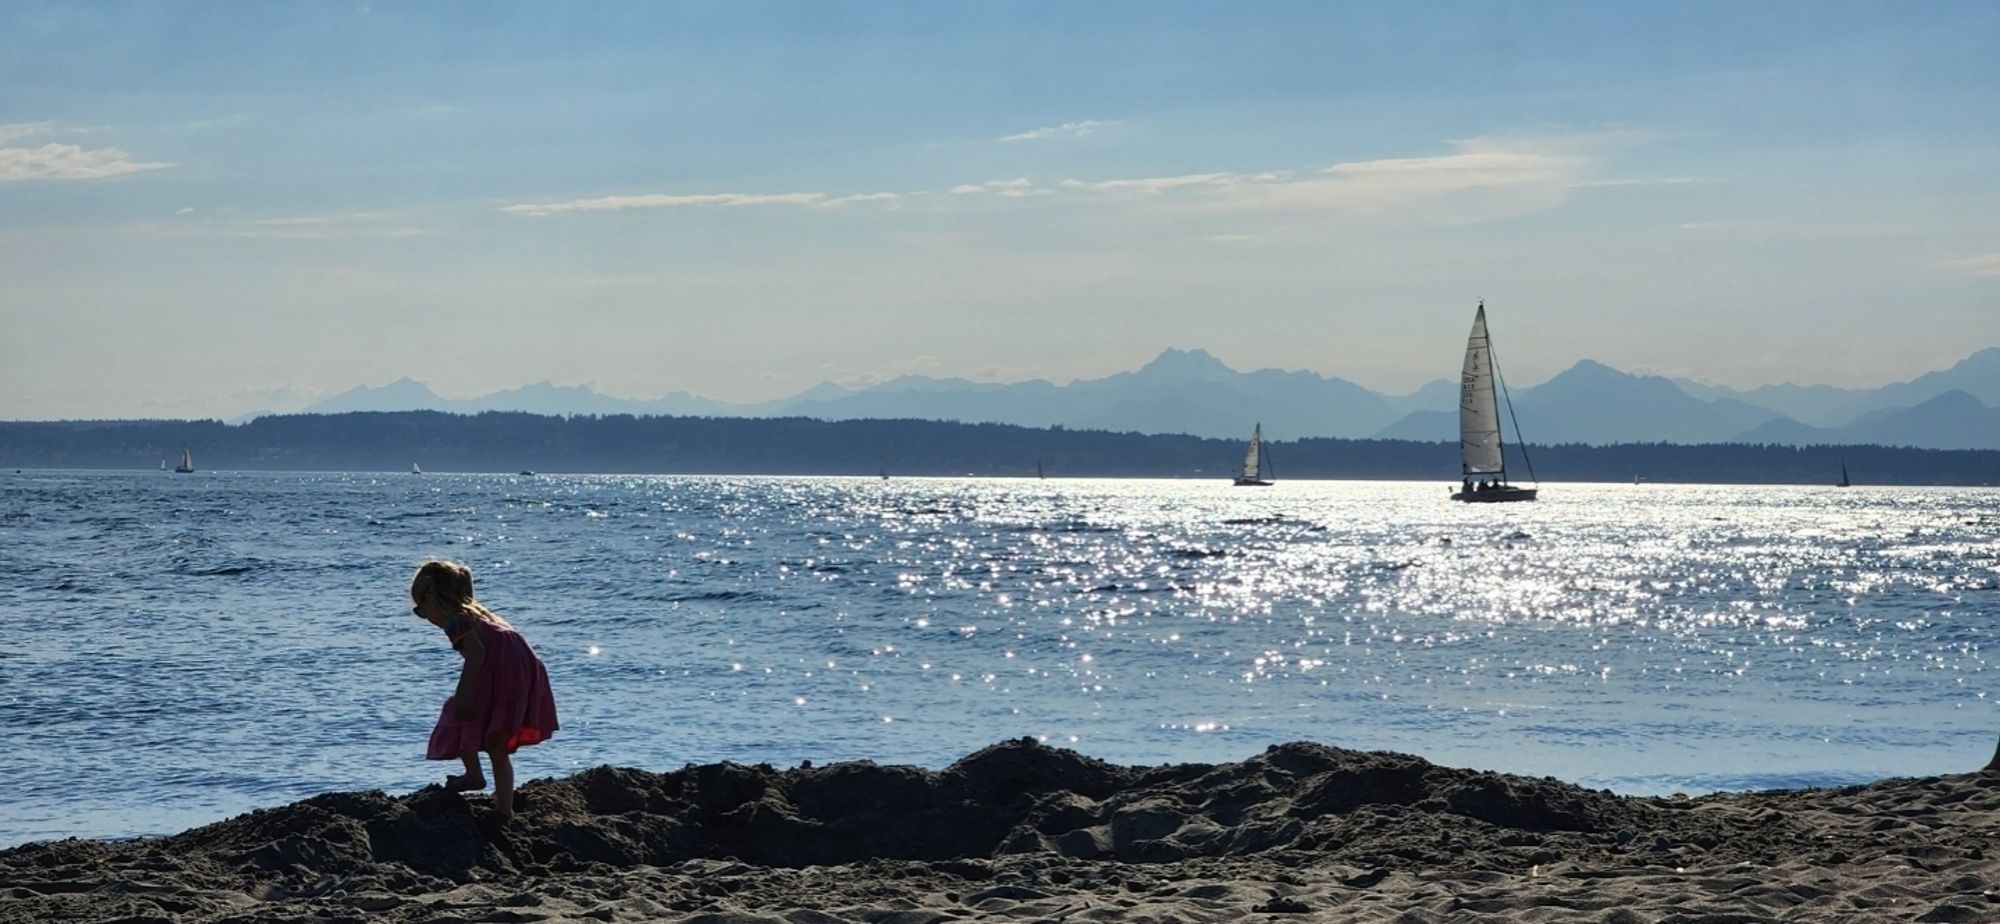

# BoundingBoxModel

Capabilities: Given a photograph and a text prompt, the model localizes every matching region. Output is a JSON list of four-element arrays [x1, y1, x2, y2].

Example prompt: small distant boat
[[1037, 460, 1045, 480], [519, 470, 537, 477], [1450, 301, 1537, 503], [879, 459, 889, 481], [159, 458, 167, 472], [1838, 462, 1851, 488], [411, 462, 423, 475], [1232, 423, 1274, 487], [173, 447, 195, 474]]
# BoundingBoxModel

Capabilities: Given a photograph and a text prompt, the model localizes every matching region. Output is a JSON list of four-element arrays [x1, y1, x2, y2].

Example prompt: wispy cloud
[[0, 123, 174, 182], [1057, 172, 1242, 194], [251, 211, 393, 228], [500, 192, 826, 216], [497, 133, 1656, 225], [143, 210, 424, 240], [952, 177, 1052, 198], [1000, 120, 1120, 143], [1046, 133, 1659, 224], [0, 122, 56, 143], [817, 192, 904, 209], [1938, 253, 2000, 277]]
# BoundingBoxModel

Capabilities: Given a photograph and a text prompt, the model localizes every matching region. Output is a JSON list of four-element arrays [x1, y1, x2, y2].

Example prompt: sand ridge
[[4, 739, 1995, 922]]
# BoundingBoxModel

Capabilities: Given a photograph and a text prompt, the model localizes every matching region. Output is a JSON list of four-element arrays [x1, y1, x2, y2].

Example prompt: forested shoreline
[[3, 411, 1996, 485]]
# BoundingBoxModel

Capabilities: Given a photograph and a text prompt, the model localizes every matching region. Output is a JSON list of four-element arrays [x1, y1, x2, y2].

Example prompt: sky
[[3, 1, 1998, 420]]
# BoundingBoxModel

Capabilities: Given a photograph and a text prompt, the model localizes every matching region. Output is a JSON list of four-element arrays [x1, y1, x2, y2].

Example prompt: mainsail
[[1458, 306, 1505, 477], [1241, 424, 1264, 481]]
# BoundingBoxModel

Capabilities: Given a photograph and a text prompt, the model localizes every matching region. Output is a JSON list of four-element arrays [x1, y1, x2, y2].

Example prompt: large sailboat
[[173, 447, 195, 474], [1450, 302, 1537, 503], [1232, 423, 1274, 487]]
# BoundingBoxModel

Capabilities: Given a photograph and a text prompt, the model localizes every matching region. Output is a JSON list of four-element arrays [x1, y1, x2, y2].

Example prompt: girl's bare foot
[[445, 773, 487, 792]]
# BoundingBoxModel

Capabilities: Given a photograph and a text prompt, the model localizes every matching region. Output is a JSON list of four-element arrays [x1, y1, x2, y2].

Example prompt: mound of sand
[[5, 739, 1996, 922]]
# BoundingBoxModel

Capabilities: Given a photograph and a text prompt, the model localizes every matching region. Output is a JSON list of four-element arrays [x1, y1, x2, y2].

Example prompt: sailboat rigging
[[1232, 423, 1274, 487], [1450, 301, 1537, 503]]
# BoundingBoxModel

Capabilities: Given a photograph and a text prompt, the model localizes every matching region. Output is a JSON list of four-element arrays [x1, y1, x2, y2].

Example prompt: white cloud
[[501, 192, 827, 216], [1938, 253, 2000, 277], [950, 184, 987, 196], [1000, 120, 1120, 143], [0, 139, 174, 182]]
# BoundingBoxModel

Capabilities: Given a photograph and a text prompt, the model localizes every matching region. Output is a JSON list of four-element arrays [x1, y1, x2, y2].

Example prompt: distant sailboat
[[159, 458, 167, 472], [173, 447, 195, 474], [1232, 423, 1274, 487], [1450, 301, 1537, 503], [1037, 460, 1045, 480], [1838, 462, 1851, 488], [411, 462, 423, 475]]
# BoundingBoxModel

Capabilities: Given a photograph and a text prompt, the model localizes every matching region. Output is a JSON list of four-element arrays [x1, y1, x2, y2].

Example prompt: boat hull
[[1232, 478, 1273, 487], [1452, 487, 1536, 503]]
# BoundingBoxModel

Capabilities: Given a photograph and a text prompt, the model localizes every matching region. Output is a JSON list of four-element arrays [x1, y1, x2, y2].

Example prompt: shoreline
[[4, 739, 1992, 923]]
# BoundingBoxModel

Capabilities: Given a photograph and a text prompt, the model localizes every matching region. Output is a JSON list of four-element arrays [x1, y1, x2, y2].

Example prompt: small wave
[[1222, 516, 1286, 526], [661, 590, 774, 604], [1170, 548, 1228, 560]]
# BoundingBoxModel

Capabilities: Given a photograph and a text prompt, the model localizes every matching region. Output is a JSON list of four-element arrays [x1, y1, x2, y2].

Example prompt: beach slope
[[3, 739, 1992, 922]]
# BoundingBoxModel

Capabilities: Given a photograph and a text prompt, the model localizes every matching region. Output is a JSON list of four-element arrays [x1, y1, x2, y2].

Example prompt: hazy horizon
[[5, 2, 1997, 420]]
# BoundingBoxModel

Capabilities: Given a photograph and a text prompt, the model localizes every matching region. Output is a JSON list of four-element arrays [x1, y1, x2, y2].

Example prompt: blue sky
[[3, 1, 1997, 419]]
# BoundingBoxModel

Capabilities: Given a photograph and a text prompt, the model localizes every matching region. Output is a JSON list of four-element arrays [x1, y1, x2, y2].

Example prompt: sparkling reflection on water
[[4, 471, 1999, 845]]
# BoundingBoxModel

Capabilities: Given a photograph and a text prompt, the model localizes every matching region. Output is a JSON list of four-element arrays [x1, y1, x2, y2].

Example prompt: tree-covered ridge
[[2, 411, 1995, 486]]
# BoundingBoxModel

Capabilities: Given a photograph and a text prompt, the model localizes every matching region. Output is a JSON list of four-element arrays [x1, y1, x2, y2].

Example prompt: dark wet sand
[[4, 739, 1994, 922]]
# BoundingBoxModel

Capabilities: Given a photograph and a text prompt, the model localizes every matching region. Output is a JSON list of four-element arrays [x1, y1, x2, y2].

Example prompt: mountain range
[[293, 347, 2000, 451]]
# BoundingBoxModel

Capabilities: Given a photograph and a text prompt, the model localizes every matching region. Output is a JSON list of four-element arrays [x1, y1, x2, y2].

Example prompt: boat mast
[[1484, 311, 1538, 487]]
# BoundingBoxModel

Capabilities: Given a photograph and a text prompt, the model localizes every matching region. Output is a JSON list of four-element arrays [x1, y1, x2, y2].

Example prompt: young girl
[[411, 559, 558, 819]]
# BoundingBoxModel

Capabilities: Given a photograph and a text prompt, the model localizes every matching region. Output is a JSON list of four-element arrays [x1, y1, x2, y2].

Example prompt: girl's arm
[[453, 630, 487, 719]]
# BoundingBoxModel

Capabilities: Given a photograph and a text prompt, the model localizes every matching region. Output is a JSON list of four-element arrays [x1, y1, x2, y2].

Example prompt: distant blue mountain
[[784, 349, 1399, 440], [1735, 389, 2000, 450], [1681, 348, 2000, 428], [301, 346, 2000, 450], [1669, 379, 1864, 428], [1374, 360, 1783, 445]]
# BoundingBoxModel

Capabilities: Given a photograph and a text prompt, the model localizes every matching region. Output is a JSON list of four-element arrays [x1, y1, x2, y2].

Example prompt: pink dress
[[427, 620, 559, 760]]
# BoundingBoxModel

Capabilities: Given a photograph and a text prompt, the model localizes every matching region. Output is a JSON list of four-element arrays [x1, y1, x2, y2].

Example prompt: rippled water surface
[[5, 471, 2000, 845]]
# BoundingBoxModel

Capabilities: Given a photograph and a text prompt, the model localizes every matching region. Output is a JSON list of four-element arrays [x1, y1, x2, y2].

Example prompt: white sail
[[1458, 305, 1505, 476], [175, 447, 194, 473], [1241, 424, 1264, 480]]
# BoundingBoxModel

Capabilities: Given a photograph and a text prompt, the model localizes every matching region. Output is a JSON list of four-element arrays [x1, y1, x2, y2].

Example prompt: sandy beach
[[3, 739, 1993, 923]]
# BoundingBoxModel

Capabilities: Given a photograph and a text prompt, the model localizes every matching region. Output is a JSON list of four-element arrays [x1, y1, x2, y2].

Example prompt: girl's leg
[[489, 748, 516, 819], [447, 752, 486, 791]]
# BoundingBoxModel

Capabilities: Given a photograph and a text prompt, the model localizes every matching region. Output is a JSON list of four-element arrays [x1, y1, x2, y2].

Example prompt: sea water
[[3, 470, 1998, 846]]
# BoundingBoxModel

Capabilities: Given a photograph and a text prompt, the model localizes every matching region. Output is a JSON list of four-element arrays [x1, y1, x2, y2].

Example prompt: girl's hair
[[411, 559, 514, 629]]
